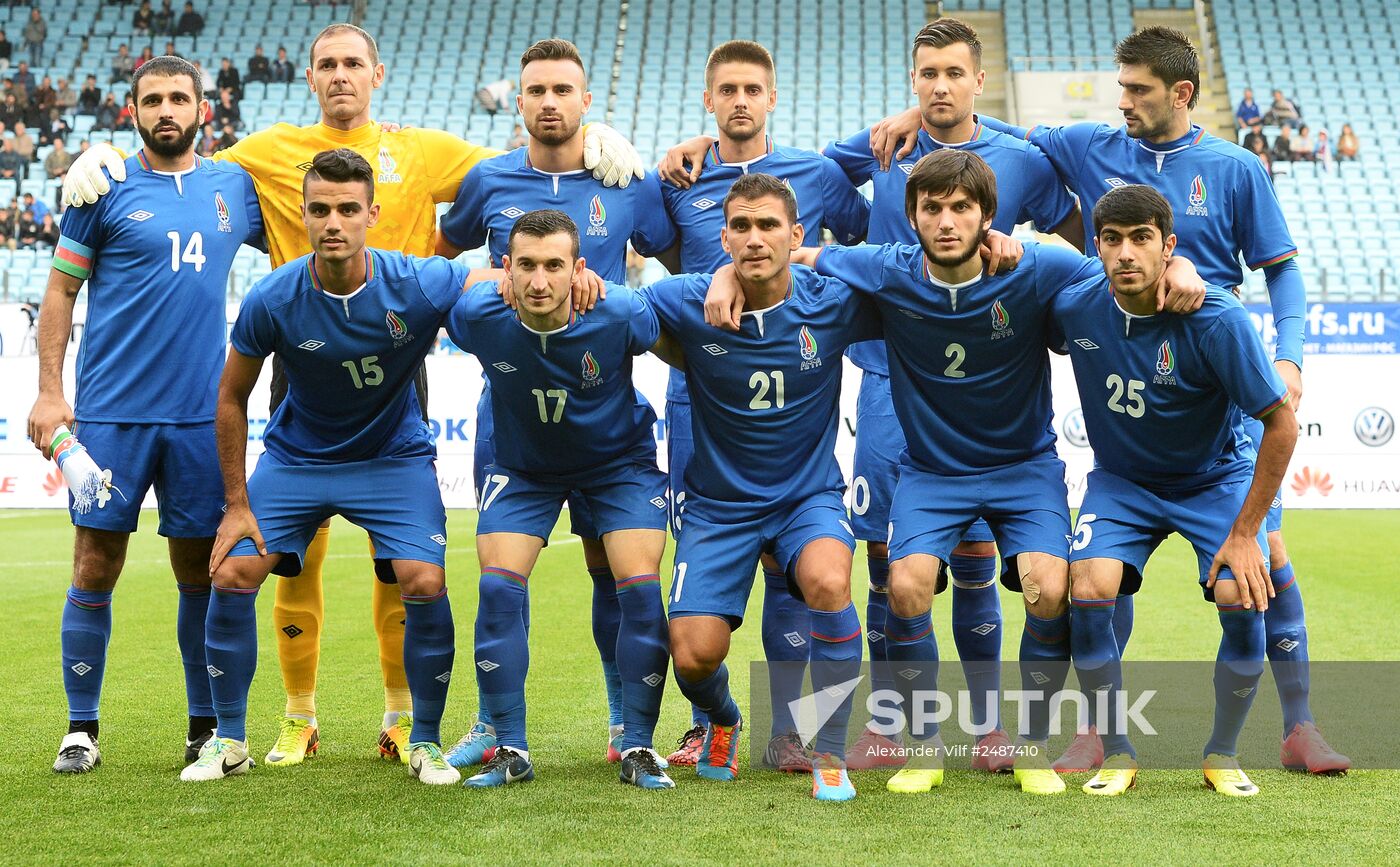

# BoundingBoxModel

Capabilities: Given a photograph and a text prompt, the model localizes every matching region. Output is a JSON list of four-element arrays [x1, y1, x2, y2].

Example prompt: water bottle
[[49, 425, 113, 514]]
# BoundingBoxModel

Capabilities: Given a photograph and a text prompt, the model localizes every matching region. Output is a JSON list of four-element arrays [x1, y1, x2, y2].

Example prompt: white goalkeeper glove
[[62, 141, 128, 208], [582, 123, 645, 189]]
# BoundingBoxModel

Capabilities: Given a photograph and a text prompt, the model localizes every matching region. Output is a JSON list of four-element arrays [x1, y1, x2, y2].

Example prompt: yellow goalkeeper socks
[[274, 525, 329, 718], [373, 576, 412, 714]]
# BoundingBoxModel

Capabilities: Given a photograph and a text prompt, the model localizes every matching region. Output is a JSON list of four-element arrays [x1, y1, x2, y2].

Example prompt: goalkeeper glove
[[62, 142, 128, 208], [582, 123, 645, 189]]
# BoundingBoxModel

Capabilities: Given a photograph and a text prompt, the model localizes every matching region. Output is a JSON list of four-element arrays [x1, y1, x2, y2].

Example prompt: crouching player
[[1053, 185, 1298, 797], [643, 173, 880, 801], [444, 209, 675, 790], [190, 149, 465, 784]]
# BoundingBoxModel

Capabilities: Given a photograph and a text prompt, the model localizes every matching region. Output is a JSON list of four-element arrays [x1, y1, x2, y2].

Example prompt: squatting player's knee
[[886, 569, 933, 617], [212, 555, 276, 591], [394, 562, 446, 598], [1020, 556, 1069, 618], [800, 569, 851, 610], [951, 540, 996, 557], [72, 528, 127, 592]]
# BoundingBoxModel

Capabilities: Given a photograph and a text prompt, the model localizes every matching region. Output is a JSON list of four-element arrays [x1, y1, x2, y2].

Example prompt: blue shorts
[[852, 372, 993, 545], [476, 448, 668, 541], [70, 420, 223, 537], [668, 489, 855, 627], [231, 454, 448, 577], [475, 384, 600, 539], [665, 400, 693, 537], [1069, 468, 1269, 601], [887, 454, 1070, 582], [1239, 415, 1282, 534]]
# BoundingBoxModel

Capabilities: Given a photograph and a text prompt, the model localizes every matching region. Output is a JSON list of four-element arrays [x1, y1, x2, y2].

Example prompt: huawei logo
[[43, 468, 63, 497], [1290, 466, 1333, 497]]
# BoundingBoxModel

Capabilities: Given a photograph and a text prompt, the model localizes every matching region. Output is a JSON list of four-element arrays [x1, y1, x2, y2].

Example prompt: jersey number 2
[[166, 231, 206, 273]]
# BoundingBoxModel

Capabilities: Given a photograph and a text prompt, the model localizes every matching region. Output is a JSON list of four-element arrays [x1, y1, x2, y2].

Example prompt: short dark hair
[[904, 148, 997, 224], [722, 172, 797, 225], [912, 18, 983, 69], [520, 38, 586, 83], [508, 208, 580, 259], [129, 55, 201, 102], [1115, 26, 1200, 110], [302, 147, 375, 202], [1092, 184, 1174, 238], [705, 40, 774, 88], [309, 23, 379, 68]]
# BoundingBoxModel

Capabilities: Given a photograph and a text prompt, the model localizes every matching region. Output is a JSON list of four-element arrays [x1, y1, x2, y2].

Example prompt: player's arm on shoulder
[[990, 116, 1098, 180], [1235, 159, 1305, 398], [629, 172, 680, 257], [822, 127, 878, 185], [810, 242, 886, 294], [702, 263, 745, 331], [415, 127, 504, 203], [581, 122, 645, 188], [1030, 243, 1102, 302], [1159, 255, 1206, 313], [867, 106, 924, 171], [27, 266, 85, 456], [1023, 147, 1084, 251], [639, 275, 688, 334], [61, 143, 128, 207], [657, 135, 716, 188], [820, 155, 871, 243], [413, 255, 474, 315], [629, 286, 684, 369], [210, 347, 267, 572]]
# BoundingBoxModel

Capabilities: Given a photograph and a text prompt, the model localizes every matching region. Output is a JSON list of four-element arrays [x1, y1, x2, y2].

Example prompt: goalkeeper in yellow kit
[[63, 23, 646, 767]]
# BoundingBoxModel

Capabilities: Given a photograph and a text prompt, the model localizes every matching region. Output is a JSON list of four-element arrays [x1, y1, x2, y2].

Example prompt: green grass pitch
[[2, 508, 1397, 864]]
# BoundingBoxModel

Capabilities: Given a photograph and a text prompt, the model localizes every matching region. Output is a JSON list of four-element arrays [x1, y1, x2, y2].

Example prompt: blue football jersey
[[438, 150, 677, 283], [55, 153, 264, 423], [230, 250, 466, 464], [824, 119, 1078, 376], [654, 136, 871, 402], [985, 118, 1303, 364], [446, 283, 660, 477], [817, 241, 1100, 475], [1050, 282, 1287, 491], [641, 266, 879, 508]]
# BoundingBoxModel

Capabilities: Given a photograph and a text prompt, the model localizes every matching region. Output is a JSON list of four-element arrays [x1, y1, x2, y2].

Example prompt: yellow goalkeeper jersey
[[215, 121, 500, 267]]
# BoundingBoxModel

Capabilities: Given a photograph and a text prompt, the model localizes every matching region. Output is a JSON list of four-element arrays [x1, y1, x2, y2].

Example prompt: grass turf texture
[[2, 508, 1396, 865]]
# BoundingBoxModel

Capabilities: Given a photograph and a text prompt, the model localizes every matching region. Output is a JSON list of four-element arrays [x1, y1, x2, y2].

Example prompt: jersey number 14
[[166, 231, 206, 273]]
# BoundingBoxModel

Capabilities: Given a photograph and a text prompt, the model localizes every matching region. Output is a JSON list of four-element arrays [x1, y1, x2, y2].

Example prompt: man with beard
[[60, 24, 647, 770], [26, 55, 265, 774], [432, 38, 676, 774]]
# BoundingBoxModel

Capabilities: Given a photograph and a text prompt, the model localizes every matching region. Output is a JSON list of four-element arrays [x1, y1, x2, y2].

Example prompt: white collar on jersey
[[923, 259, 982, 311], [1112, 294, 1157, 336]]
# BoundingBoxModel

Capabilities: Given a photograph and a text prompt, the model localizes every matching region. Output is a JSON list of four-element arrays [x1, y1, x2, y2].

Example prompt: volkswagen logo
[[1062, 408, 1089, 448], [1354, 407, 1394, 447]]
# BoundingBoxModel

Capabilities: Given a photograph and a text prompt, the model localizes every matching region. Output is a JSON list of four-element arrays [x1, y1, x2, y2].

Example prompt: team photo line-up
[[27, 16, 1347, 802]]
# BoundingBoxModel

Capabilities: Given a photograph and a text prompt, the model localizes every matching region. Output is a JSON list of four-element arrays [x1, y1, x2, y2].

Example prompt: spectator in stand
[[78, 75, 101, 114], [193, 59, 214, 97], [1292, 124, 1315, 162], [1270, 125, 1294, 164], [38, 211, 58, 248], [54, 76, 76, 113], [13, 120, 34, 161], [24, 192, 50, 224], [270, 46, 294, 83], [1235, 88, 1262, 135], [22, 7, 45, 68], [13, 61, 34, 94], [175, 2, 204, 37], [93, 92, 120, 129], [216, 57, 241, 100], [77, 137, 89, 156], [196, 121, 216, 156], [214, 122, 237, 152], [113, 91, 135, 131], [164, 40, 179, 58], [0, 29, 11, 77], [0, 136, 25, 180], [1313, 129, 1333, 172], [506, 122, 527, 150], [39, 107, 69, 145], [476, 77, 514, 114], [213, 87, 241, 131], [44, 131, 72, 177], [153, 0, 175, 35], [1242, 125, 1267, 156], [134, 45, 155, 72], [246, 44, 270, 83], [111, 43, 135, 83], [0, 93, 21, 130], [132, 0, 153, 35], [1263, 88, 1301, 128], [1336, 123, 1360, 161], [0, 206, 14, 249], [16, 208, 39, 249], [32, 75, 54, 116]]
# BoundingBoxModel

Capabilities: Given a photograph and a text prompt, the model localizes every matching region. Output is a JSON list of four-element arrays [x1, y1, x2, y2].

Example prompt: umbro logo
[[501, 207, 525, 219], [650, 496, 667, 509], [839, 519, 854, 537], [1073, 338, 1100, 350], [1233, 687, 1256, 698], [126, 209, 154, 222], [1105, 177, 1127, 188], [701, 344, 727, 356], [642, 673, 664, 687], [898, 668, 920, 681], [477, 660, 500, 672], [430, 534, 447, 545], [867, 630, 884, 643], [1276, 638, 1300, 652], [296, 161, 314, 172], [971, 622, 998, 636], [692, 197, 717, 210], [897, 308, 925, 319], [434, 671, 452, 683], [298, 339, 325, 351], [281, 625, 303, 639], [492, 362, 518, 373], [784, 631, 806, 648], [898, 163, 914, 176], [70, 662, 92, 676], [206, 665, 224, 678], [1030, 671, 1050, 684]]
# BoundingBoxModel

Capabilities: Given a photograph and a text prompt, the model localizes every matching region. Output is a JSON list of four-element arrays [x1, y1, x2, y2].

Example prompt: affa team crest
[[1153, 339, 1177, 385], [581, 350, 603, 387], [378, 147, 402, 184], [214, 191, 231, 232], [1186, 175, 1208, 217], [799, 325, 821, 370], [587, 195, 608, 237], [990, 299, 1014, 339], [387, 309, 414, 348]]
